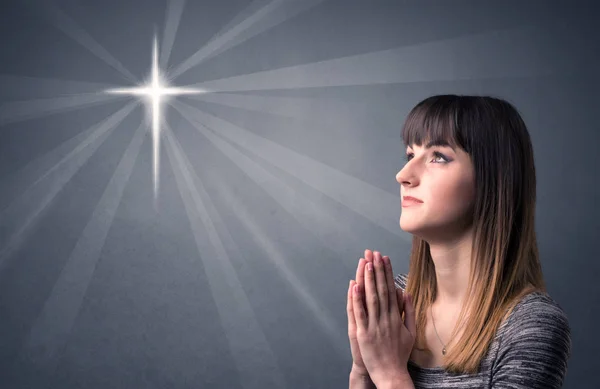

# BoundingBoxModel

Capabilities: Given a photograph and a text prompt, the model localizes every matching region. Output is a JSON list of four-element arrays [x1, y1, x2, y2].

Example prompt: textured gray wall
[[0, 0, 597, 388]]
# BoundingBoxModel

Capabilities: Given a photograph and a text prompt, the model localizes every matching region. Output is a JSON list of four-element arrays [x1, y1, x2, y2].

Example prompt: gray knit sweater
[[393, 274, 572, 388]]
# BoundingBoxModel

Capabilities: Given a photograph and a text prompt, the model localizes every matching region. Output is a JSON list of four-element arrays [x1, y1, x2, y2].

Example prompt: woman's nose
[[396, 164, 417, 187], [396, 169, 403, 184]]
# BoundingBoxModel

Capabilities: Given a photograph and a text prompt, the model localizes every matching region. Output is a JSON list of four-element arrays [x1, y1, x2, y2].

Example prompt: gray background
[[0, 0, 598, 388]]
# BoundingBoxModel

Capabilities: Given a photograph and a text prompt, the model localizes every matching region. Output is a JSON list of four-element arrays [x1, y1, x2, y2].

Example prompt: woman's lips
[[402, 196, 423, 207], [402, 199, 423, 207]]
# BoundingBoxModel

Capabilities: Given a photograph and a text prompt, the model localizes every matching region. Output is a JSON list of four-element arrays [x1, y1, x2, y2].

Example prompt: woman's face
[[395, 139, 476, 241]]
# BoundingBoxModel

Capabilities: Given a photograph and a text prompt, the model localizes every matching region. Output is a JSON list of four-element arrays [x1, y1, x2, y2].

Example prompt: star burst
[[105, 36, 205, 201]]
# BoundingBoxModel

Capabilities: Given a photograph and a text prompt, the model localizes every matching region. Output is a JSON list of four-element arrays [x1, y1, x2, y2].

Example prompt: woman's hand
[[347, 256, 373, 378], [352, 250, 416, 388]]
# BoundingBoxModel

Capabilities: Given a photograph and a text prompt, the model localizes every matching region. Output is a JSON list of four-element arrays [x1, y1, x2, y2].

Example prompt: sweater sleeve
[[490, 295, 572, 388]]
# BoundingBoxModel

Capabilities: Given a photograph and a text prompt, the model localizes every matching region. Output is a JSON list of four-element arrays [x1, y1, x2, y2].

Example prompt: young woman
[[346, 95, 571, 388]]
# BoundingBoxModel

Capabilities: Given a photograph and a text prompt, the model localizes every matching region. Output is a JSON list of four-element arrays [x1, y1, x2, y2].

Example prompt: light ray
[[0, 106, 126, 212], [19, 120, 146, 376], [24, 0, 138, 83], [0, 93, 128, 127], [170, 99, 375, 261], [104, 36, 206, 202], [171, 100, 408, 240], [185, 26, 555, 92], [0, 75, 117, 100], [210, 0, 273, 38], [169, 0, 324, 79], [160, 0, 187, 68], [0, 102, 137, 270], [163, 125, 287, 387], [185, 91, 353, 122], [169, 0, 282, 79], [152, 38, 160, 201], [170, 103, 361, 354]]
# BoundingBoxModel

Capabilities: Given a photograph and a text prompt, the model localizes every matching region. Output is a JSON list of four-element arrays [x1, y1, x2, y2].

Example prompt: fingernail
[[354, 285, 360, 294], [367, 262, 373, 271]]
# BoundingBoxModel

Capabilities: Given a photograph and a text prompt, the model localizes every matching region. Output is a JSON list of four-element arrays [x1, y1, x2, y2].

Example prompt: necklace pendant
[[442, 347, 447, 355]]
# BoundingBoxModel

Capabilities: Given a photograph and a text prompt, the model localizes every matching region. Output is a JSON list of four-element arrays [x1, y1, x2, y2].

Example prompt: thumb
[[395, 288, 404, 315], [403, 293, 416, 338]]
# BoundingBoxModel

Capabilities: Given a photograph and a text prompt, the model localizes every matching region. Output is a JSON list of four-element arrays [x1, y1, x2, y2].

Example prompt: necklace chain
[[430, 305, 449, 355], [430, 305, 471, 356], [430, 299, 472, 356], [431, 304, 470, 356]]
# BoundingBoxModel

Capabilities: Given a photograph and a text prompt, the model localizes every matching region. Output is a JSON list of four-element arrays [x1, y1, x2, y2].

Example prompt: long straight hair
[[401, 95, 545, 374]]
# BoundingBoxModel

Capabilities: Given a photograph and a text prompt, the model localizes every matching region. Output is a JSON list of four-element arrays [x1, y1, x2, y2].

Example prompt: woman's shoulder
[[498, 290, 571, 344], [492, 291, 572, 386]]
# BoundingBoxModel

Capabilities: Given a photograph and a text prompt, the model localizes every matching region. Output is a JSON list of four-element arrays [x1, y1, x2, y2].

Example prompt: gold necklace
[[430, 305, 464, 356]]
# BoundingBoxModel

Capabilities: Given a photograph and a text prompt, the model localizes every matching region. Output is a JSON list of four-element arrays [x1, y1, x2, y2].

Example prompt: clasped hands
[[347, 249, 416, 388]]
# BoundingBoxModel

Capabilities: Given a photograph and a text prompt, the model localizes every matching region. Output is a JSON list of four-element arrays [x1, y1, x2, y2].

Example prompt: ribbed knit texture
[[393, 274, 571, 388]]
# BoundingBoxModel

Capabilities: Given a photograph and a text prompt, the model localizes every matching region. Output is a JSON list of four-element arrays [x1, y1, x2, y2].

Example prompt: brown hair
[[401, 95, 545, 374]]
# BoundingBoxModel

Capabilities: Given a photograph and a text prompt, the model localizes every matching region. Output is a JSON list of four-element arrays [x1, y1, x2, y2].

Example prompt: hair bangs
[[401, 96, 463, 151]]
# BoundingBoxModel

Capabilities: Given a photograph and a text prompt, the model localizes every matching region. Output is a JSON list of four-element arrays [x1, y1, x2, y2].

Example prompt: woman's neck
[[427, 228, 474, 307]]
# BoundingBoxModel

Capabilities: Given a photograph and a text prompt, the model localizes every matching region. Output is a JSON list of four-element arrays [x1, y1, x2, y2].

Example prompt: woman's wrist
[[349, 368, 376, 389], [375, 369, 414, 389], [350, 363, 368, 375], [349, 367, 370, 380], [350, 369, 369, 378]]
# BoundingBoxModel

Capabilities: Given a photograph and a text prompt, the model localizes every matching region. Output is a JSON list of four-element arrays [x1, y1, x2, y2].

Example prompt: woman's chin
[[400, 218, 437, 239], [399, 219, 421, 234]]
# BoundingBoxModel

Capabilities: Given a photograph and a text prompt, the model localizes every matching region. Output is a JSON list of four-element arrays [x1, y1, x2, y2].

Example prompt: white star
[[105, 36, 205, 201]]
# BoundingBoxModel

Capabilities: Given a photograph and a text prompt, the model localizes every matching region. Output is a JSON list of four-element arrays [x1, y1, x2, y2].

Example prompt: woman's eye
[[432, 151, 449, 163], [405, 151, 450, 163]]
